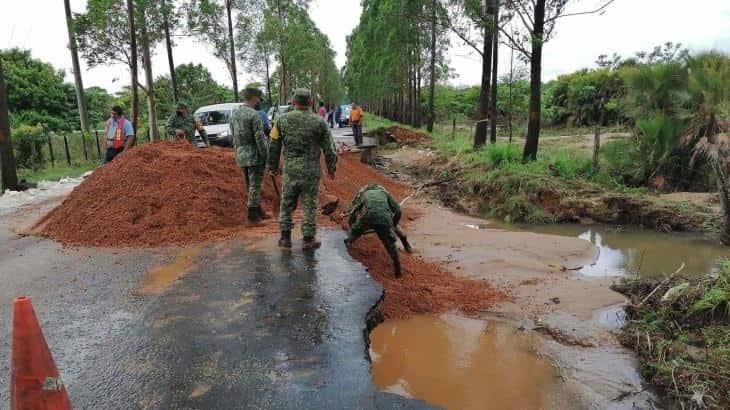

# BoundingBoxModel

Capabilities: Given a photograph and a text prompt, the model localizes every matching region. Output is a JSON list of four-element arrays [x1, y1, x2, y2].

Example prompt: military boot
[[247, 207, 262, 223], [302, 236, 321, 250], [258, 206, 272, 220], [278, 230, 292, 248]]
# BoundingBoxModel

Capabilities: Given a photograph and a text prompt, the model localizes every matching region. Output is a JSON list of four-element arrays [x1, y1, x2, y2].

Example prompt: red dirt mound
[[38, 141, 280, 247]]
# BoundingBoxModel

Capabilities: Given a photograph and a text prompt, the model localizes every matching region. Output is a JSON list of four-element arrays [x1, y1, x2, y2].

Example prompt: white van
[[194, 103, 244, 147]]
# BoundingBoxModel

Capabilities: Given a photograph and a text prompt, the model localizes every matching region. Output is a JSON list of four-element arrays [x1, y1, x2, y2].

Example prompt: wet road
[[0, 211, 433, 408]]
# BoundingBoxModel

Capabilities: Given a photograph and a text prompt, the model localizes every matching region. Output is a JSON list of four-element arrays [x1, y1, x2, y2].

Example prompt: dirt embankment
[[370, 126, 431, 146], [37, 140, 506, 320], [400, 149, 720, 234]]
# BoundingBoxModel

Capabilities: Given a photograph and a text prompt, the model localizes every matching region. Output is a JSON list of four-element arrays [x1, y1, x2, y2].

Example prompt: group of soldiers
[[168, 87, 410, 277]]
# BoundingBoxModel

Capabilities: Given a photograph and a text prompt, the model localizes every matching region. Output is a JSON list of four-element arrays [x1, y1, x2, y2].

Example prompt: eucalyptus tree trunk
[[162, 0, 178, 106], [523, 0, 545, 161], [127, 0, 139, 136], [474, 0, 494, 149], [489, 0, 499, 144], [0, 58, 18, 191], [140, 10, 158, 141], [427, 0, 437, 132], [225, 0, 239, 101], [64, 0, 90, 134]]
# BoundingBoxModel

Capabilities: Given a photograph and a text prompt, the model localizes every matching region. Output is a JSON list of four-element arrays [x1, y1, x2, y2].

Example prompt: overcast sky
[[1, 0, 728, 94]]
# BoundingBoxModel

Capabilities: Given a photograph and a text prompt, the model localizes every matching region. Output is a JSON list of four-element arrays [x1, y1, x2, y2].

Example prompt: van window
[[195, 110, 231, 126]]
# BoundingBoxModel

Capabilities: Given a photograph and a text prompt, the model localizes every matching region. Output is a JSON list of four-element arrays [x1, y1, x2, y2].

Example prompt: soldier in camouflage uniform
[[165, 102, 209, 145], [268, 89, 337, 250], [344, 184, 412, 278], [231, 87, 270, 223]]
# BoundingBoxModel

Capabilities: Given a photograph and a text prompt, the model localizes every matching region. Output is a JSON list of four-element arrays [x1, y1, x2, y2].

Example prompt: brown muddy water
[[513, 224, 728, 278], [370, 314, 577, 410]]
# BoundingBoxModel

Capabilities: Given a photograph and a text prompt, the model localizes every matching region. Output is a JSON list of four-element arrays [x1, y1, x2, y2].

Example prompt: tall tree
[[0, 57, 19, 191], [127, 0, 139, 134], [139, 2, 158, 140], [162, 0, 179, 105], [500, 0, 614, 160], [442, 0, 497, 148], [64, 0, 91, 134], [187, 0, 241, 101], [489, 0, 499, 143], [427, 0, 438, 132], [226, 0, 239, 101]]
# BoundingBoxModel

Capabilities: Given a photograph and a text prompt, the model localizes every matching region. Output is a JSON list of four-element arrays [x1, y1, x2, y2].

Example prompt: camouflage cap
[[243, 87, 263, 99], [293, 88, 311, 105]]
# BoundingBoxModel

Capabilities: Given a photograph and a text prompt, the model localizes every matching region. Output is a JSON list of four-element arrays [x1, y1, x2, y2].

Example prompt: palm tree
[[682, 52, 730, 244]]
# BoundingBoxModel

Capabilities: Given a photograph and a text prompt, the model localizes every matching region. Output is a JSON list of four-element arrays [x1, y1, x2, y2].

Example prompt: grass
[[612, 261, 730, 408], [367, 114, 716, 230], [17, 161, 98, 183]]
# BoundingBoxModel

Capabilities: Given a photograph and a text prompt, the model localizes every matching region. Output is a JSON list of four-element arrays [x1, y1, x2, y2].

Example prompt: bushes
[[12, 124, 46, 169]]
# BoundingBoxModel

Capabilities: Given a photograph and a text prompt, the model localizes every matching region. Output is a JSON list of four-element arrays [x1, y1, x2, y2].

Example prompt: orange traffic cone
[[11, 296, 72, 410]]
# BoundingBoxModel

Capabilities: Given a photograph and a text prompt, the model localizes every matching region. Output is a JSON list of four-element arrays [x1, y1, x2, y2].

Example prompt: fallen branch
[[638, 262, 686, 307], [400, 176, 457, 206]]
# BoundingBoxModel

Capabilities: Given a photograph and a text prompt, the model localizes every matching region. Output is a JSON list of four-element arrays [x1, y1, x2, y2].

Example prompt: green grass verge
[[17, 161, 98, 183]]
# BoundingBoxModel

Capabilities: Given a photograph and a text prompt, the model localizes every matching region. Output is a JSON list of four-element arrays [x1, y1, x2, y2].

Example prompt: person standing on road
[[103, 105, 135, 163], [165, 102, 209, 146], [327, 105, 335, 129], [345, 184, 412, 278], [318, 102, 327, 119], [335, 105, 343, 128], [231, 87, 271, 223], [349, 103, 364, 145], [268, 89, 337, 250]]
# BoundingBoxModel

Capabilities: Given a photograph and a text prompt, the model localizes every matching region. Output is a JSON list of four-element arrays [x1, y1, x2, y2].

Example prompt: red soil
[[327, 153, 507, 320], [39, 142, 505, 318], [38, 141, 281, 246]]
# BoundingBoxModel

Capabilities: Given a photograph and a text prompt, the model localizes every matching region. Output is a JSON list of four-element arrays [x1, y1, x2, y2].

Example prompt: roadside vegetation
[[611, 260, 730, 408], [367, 49, 728, 237]]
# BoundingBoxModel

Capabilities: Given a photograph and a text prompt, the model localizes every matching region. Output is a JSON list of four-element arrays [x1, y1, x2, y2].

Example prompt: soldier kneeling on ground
[[344, 184, 412, 278]]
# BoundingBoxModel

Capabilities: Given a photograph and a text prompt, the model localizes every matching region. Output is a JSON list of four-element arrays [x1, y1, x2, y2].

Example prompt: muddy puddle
[[370, 314, 576, 410], [515, 224, 728, 278], [137, 247, 201, 295]]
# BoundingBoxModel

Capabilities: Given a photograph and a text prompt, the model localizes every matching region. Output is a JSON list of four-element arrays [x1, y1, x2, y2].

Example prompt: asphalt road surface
[[0, 193, 433, 408]]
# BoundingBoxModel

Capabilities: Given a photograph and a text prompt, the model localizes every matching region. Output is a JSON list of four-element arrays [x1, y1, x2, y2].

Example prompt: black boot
[[278, 230, 292, 248], [248, 207, 262, 223], [258, 206, 272, 220], [302, 236, 321, 250]]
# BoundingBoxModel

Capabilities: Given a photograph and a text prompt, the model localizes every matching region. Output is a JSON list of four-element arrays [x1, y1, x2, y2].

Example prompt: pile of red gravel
[[38, 141, 279, 247]]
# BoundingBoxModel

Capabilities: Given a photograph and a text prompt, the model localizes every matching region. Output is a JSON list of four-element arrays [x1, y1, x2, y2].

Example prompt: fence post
[[47, 131, 55, 167], [81, 132, 88, 161], [63, 134, 71, 166], [94, 130, 101, 160], [452, 118, 456, 140]]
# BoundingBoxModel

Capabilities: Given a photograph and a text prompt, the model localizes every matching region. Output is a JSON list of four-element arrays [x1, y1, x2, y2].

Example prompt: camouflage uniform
[[231, 104, 268, 209], [165, 106, 209, 145], [345, 184, 410, 277], [268, 99, 337, 240]]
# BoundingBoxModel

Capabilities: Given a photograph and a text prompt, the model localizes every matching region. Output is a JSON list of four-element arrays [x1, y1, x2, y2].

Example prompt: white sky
[[1, 0, 728, 94]]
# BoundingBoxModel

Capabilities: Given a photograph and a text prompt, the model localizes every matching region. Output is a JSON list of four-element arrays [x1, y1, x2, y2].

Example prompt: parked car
[[268, 105, 293, 124], [194, 103, 244, 147]]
